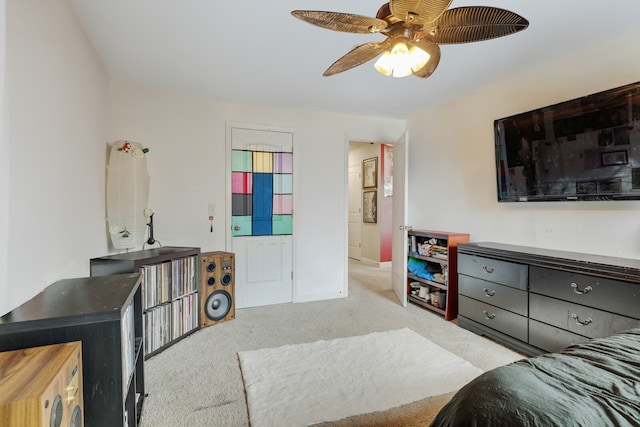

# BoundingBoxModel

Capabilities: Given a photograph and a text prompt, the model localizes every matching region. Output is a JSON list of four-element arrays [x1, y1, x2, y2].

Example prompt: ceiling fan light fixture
[[292, 1, 528, 78], [408, 45, 430, 73], [373, 41, 430, 77]]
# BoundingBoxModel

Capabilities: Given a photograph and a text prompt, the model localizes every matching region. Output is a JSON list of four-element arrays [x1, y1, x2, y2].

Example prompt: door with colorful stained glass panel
[[230, 126, 293, 308]]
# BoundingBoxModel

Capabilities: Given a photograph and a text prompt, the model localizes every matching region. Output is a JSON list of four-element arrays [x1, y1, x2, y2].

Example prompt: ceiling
[[68, 1, 640, 119]]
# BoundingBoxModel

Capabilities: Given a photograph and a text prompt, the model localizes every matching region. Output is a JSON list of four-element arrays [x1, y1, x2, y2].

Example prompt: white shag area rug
[[238, 327, 483, 427]]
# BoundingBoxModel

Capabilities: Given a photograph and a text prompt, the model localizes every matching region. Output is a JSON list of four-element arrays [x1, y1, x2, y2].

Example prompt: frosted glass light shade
[[106, 140, 149, 250], [374, 42, 430, 77]]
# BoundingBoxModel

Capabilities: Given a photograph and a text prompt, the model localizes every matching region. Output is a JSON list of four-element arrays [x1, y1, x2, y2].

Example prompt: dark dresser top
[[458, 242, 640, 282]]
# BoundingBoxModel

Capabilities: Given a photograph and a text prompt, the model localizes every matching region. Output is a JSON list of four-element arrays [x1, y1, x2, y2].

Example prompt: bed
[[430, 328, 640, 426]]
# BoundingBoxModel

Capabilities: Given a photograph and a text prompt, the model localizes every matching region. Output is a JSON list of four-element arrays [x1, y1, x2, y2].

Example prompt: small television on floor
[[494, 81, 640, 202]]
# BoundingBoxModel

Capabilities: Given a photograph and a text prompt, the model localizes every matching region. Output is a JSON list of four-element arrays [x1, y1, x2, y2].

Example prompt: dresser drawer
[[458, 275, 528, 316], [459, 295, 528, 342], [458, 254, 527, 290], [530, 293, 640, 339], [530, 266, 640, 319], [529, 319, 590, 353]]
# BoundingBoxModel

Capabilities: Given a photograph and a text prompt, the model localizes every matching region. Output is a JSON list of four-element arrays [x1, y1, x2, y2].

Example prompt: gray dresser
[[457, 242, 640, 356]]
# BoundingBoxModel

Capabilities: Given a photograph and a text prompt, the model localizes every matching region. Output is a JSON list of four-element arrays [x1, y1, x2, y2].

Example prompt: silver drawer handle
[[570, 282, 593, 295], [570, 313, 592, 326], [483, 288, 496, 297], [482, 310, 496, 320], [482, 265, 495, 274]]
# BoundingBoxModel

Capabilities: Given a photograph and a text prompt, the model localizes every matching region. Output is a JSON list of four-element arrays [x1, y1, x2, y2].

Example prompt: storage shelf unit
[[407, 229, 470, 320], [90, 246, 200, 359], [0, 274, 144, 427]]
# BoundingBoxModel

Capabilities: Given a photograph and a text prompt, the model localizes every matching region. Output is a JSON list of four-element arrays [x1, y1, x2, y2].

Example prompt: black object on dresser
[[90, 246, 200, 359], [457, 242, 640, 356], [0, 273, 144, 427]]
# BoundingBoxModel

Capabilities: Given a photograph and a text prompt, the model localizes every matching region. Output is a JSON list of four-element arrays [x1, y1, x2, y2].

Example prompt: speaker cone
[[207, 276, 215, 286], [50, 395, 63, 427], [204, 290, 232, 321], [206, 261, 216, 273], [221, 272, 232, 286], [70, 405, 83, 427]]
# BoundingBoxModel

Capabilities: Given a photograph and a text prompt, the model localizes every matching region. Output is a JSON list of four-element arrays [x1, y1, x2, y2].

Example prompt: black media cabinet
[[0, 273, 144, 427], [90, 246, 200, 359]]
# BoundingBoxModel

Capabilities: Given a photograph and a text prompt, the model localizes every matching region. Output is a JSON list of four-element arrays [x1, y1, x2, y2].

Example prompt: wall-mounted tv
[[495, 81, 640, 202]]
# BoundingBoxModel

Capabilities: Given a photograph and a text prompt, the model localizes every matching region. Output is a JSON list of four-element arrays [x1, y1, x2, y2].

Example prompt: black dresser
[[457, 242, 640, 356]]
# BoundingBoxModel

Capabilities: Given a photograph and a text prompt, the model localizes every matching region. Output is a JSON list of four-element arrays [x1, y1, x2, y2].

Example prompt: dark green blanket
[[430, 328, 640, 426]]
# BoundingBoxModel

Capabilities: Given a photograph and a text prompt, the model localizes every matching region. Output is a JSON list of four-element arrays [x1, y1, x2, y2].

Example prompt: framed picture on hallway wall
[[363, 157, 377, 189], [363, 190, 377, 223]]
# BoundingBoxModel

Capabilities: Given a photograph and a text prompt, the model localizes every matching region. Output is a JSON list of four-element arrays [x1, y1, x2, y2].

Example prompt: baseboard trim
[[357, 258, 392, 268]]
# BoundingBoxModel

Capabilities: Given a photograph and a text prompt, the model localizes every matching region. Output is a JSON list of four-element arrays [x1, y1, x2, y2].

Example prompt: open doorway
[[347, 140, 393, 269]]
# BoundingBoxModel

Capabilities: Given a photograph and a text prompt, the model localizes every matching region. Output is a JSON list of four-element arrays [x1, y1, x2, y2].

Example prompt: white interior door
[[391, 132, 408, 307], [348, 164, 362, 260], [227, 125, 294, 308]]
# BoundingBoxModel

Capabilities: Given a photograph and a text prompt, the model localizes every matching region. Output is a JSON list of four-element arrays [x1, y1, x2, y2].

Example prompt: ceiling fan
[[291, 0, 528, 78]]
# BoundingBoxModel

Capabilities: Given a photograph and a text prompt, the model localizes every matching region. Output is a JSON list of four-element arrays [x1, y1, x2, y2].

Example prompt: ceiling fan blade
[[408, 39, 441, 78], [323, 41, 389, 76], [389, 0, 453, 25], [291, 10, 388, 34], [425, 7, 529, 44]]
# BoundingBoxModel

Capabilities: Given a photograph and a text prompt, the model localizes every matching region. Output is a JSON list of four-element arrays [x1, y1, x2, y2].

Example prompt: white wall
[[109, 84, 405, 303], [1, 0, 109, 315], [0, 0, 7, 315], [10, 1, 638, 319], [406, 27, 640, 258], [0, 0, 404, 316]]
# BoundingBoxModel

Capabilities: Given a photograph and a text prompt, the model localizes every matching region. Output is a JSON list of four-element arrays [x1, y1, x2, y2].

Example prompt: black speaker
[[200, 251, 235, 328]]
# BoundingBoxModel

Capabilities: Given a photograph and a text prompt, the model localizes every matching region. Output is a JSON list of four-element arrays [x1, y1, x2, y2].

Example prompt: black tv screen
[[495, 81, 640, 202]]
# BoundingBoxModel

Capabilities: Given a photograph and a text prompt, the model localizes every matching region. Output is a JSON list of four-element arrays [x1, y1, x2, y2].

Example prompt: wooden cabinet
[[90, 246, 200, 359], [457, 242, 640, 356], [0, 274, 144, 427], [407, 229, 469, 320]]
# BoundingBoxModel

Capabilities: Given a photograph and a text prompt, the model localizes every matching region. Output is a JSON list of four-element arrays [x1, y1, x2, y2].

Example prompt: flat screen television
[[495, 81, 640, 202]]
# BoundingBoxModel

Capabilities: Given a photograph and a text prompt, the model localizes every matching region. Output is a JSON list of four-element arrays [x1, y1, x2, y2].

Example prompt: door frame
[[344, 134, 405, 298], [225, 120, 298, 302]]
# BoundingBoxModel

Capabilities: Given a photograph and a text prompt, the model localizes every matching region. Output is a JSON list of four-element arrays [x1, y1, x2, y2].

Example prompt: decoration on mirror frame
[[109, 225, 131, 238], [106, 140, 150, 250], [118, 141, 150, 158]]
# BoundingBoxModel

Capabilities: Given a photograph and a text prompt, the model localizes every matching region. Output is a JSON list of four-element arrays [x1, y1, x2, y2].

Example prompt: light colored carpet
[[139, 260, 523, 427], [238, 328, 483, 427]]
